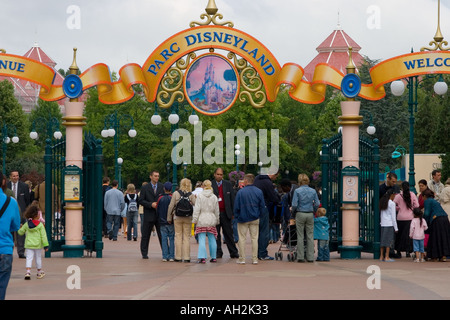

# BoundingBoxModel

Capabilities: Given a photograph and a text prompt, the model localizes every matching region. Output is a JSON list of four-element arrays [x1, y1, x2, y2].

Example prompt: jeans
[[317, 239, 330, 261], [106, 214, 121, 240], [270, 223, 280, 242], [413, 239, 424, 253], [258, 207, 270, 259], [0, 254, 13, 300], [160, 224, 175, 260], [126, 211, 139, 240], [232, 218, 239, 243], [197, 232, 217, 259]]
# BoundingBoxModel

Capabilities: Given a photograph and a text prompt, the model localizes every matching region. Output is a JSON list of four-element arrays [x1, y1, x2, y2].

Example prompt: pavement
[[4, 231, 450, 304]]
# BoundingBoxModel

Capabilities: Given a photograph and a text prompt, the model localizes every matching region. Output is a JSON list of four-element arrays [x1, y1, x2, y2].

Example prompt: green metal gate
[[320, 133, 380, 258], [44, 132, 104, 258]]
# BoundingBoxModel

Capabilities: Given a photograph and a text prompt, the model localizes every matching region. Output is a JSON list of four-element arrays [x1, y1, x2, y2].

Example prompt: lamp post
[[1, 123, 19, 175], [390, 0, 448, 194], [30, 115, 63, 141], [151, 102, 198, 191], [234, 144, 240, 173], [117, 157, 123, 189], [391, 75, 447, 194], [101, 110, 137, 188], [166, 162, 171, 182]]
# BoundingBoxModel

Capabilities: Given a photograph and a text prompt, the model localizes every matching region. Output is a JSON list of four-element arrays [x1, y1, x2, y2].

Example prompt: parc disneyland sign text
[[1, 24, 450, 108]]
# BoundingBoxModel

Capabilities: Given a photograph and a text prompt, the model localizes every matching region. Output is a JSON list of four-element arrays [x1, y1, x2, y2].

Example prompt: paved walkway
[[5, 233, 450, 301]]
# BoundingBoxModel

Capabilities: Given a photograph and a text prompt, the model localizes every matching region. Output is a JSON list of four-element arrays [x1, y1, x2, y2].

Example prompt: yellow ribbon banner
[[2, 27, 450, 106]]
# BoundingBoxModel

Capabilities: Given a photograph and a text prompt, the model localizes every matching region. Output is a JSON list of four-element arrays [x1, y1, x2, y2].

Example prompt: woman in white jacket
[[192, 180, 220, 263]]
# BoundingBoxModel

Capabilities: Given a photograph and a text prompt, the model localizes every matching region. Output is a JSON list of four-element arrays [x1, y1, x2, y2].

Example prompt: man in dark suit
[[7, 170, 31, 258], [138, 171, 164, 259], [212, 168, 239, 259]]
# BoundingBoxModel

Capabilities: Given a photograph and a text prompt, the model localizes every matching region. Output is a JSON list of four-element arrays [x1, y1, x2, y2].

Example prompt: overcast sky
[[1, 0, 448, 74]]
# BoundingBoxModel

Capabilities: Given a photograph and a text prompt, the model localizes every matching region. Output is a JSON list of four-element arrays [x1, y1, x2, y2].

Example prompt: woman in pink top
[[393, 181, 419, 258]]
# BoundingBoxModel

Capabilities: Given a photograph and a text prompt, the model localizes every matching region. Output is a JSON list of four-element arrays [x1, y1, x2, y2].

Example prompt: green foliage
[[4, 54, 450, 187], [0, 80, 37, 175], [29, 98, 64, 149]]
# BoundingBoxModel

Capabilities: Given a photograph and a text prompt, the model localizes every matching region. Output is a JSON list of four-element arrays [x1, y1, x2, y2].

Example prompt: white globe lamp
[[390, 80, 405, 96]]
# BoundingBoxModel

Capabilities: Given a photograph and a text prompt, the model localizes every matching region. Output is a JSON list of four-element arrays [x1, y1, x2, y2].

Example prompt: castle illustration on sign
[[185, 54, 238, 115]]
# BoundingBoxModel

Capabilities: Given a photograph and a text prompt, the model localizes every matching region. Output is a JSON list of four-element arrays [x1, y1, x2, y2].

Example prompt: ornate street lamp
[[151, 102, 198, 191], [1, 123, 19, 175], [101, 110, 137, 186], [234, 143, 241, 173], [30, 116, 62, 141]]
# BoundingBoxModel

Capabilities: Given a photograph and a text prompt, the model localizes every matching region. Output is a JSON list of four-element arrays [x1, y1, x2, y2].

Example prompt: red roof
[[0, 42, 66, 112], [24, 42, 57, 68], [303, 26, 364, 82]]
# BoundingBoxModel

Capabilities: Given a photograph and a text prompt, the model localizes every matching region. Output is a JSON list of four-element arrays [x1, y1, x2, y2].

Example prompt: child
[[313, 207, 330, 261], [18, 204, 49, 280], [379, 189, 398, 262], [31, 200, 45, 225], [409, 207, 428, 262], [156, 182, 174, 262]]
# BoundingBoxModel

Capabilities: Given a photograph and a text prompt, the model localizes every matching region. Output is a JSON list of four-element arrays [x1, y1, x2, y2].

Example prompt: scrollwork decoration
[[239, 66, 267, 108], [190, 13, 234, 28], [157, 66, 184, 109]]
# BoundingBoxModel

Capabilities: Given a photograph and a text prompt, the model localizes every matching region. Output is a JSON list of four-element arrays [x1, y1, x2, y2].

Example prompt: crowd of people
[[378, 170, 450, 262], [102, 167, 328, 265], [2, 166, 450, 299]]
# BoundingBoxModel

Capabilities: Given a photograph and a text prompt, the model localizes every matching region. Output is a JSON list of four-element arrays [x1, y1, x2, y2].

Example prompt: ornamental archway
[[1, 0, 450, 259]]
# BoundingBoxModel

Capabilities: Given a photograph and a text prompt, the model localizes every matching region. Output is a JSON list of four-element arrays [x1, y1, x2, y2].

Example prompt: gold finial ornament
[[205, 0, 218, 15], [421, 0, 450, 51], [0, 49, 5, 53], [346, 47, 356, 74], [190, 0, 234, 28], [69, 47, 79, 75]]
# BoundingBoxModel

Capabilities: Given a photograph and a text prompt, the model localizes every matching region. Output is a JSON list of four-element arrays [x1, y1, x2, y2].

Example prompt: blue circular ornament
[[63, 74, 83, 99], [341, 73, 361, 98]]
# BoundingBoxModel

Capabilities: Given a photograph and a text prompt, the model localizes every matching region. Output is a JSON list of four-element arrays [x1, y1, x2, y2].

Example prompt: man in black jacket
[[7, 170, 31, 258], [139, 171, 164, 259], [253, 169, 280, 260], [212, 168, 239, 259]]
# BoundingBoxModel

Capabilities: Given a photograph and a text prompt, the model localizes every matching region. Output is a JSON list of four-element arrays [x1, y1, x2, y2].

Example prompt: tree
[[29, 98, 63, 149], [0, 80, 35, 174], [358, 57, 409, 172]]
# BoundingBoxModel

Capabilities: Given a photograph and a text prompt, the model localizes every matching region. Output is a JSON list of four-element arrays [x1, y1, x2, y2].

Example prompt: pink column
[[339, 100, 363, 257], [62, 101, 86, 253]]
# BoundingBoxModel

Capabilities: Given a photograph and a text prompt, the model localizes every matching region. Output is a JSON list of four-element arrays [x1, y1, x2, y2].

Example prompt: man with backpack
[[125, 184, 139, 241]]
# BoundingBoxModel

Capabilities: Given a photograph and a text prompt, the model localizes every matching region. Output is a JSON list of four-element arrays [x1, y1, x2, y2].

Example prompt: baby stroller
[[275, 219, 297, 261], [275, 195, 297, 261]]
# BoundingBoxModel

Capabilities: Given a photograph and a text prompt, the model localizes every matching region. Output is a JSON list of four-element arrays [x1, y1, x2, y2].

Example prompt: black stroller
[[274, 196, 297, 261]]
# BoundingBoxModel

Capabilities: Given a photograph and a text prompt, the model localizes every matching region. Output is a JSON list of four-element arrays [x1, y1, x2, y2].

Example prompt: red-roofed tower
[[0, 42, 65, 113], [303, 23, 365, 82]]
